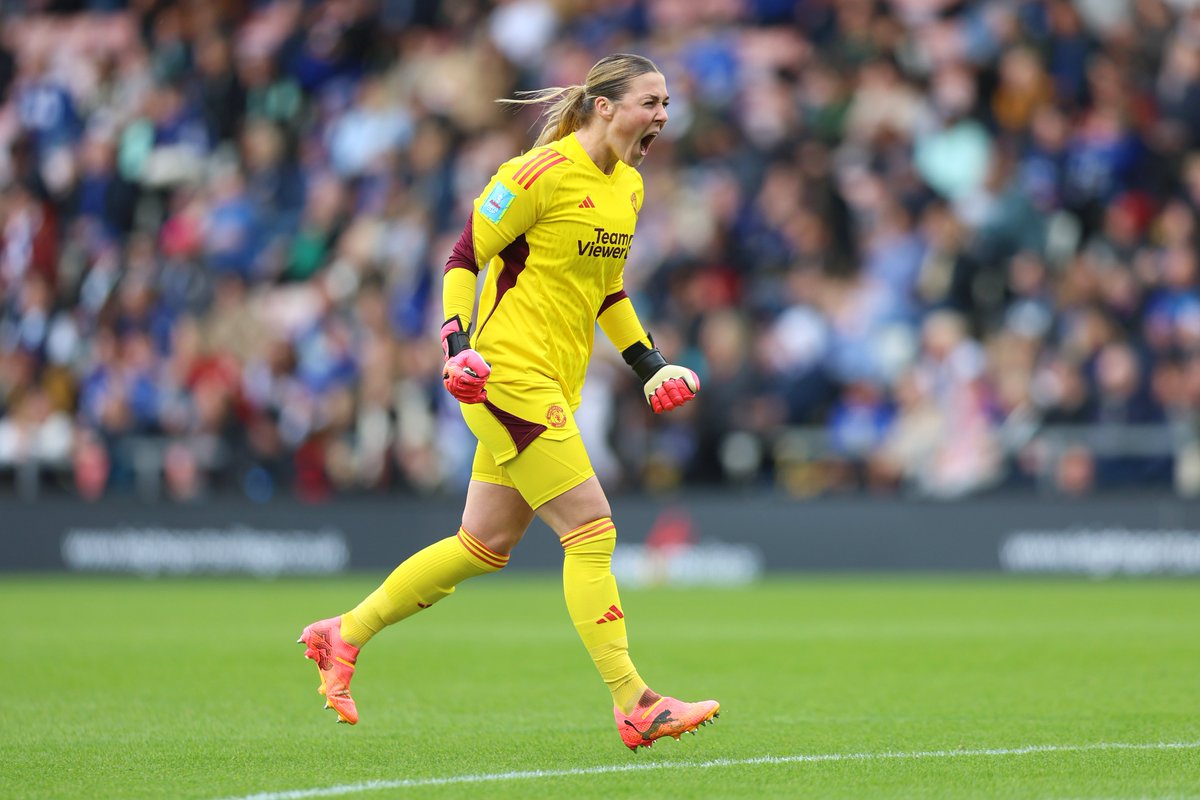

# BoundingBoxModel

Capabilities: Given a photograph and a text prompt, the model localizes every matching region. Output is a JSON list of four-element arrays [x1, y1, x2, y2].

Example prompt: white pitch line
[[219, 740, 1200, 800]]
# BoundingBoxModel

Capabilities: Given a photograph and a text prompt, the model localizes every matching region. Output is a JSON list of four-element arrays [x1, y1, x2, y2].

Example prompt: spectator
[[0, 1, 1197, 502]]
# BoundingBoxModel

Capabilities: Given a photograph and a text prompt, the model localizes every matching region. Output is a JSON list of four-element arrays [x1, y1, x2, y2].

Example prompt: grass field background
[[3, 573, 1198, 799]]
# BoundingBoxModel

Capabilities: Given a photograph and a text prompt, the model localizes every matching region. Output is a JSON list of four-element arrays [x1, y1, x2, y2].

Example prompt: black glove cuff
[[445, 332, 470, 357], [621, 341, 668, 385], [442, 317, 471, 358]]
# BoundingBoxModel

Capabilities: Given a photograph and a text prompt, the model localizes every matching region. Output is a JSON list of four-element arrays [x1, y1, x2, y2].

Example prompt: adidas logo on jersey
[[578, 196, 596, 209]]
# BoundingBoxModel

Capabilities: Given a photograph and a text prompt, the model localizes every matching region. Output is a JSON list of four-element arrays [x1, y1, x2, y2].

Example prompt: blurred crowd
[[2, 0, 1200, 502]]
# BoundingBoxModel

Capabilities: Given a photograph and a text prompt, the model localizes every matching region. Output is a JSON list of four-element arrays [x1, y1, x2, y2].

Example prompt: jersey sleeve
[[443, 215, 480, 325], [471, 147, 569, 265], [443, 148, 570, 327], [597, 293, 653, 352], [597, 171, 650, 351]]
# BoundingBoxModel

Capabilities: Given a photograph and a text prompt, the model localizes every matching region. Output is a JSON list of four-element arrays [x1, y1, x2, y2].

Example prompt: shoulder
[[506, 145, 574, 192], [479, 145, 573, 225]]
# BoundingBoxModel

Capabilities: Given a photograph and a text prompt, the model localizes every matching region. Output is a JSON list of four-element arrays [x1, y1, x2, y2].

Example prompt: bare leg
[[535, 476, 612, 536], [462, 479, 537, 554]]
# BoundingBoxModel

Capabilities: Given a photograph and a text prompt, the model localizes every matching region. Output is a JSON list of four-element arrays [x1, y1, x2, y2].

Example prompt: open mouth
[[639, 133, 658, 157]]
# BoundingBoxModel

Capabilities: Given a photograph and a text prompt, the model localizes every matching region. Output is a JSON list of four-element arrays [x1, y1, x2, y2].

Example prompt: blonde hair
[[499, 53, 662, 147]]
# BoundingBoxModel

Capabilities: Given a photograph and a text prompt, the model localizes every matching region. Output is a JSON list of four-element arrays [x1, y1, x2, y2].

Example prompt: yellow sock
[[561, 517, 648, 714], [339, 527, 508, 647]]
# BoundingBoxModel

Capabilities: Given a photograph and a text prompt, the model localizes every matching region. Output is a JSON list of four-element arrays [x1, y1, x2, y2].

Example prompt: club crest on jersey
[[546, 405, 567, 428], [480, 184, 516, 224]]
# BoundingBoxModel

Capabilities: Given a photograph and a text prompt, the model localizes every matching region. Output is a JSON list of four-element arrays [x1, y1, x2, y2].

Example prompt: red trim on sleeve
[[444, 215, 479, 275], [513, 150, 557, 185], [597, 290, 629, 317], [520, 155, 567, 189]]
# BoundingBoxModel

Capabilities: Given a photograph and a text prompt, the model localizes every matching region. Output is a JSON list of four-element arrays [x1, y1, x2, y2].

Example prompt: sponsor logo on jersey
[[577, 226, 634, 260], [578, 196, 596, 209], [631, 192, 639, 214], [480, 183, 516, 223]]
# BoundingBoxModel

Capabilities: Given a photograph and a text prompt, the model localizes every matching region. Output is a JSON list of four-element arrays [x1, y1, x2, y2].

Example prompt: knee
[[559, 517, 617, 554], [467, 525, 524, 556], [538, 487, 612, 536]]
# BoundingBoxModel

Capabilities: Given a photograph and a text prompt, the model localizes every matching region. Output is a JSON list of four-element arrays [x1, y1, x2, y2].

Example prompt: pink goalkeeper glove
[[443, 351, 490, 403], [620, 338, 700, 415], [441, 317, 490, 404], [643, 364, 700, 413]]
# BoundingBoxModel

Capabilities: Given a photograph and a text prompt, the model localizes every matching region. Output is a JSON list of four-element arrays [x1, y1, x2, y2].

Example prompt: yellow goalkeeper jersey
[[458, 132, 644, 432]]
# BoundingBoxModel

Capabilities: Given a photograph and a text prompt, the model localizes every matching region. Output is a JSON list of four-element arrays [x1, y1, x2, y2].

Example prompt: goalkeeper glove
[[621, 340, 700, 414], [441, 317, 490, 404]]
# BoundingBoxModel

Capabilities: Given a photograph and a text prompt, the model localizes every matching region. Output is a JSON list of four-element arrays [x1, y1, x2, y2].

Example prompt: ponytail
[[499, 84, 590, 147], [497, 53, 661, 147]]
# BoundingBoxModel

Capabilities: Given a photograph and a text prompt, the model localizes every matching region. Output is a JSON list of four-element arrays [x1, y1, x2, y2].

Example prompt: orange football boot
[[615, 695, 720, 751], [298, 616, 360, 724]]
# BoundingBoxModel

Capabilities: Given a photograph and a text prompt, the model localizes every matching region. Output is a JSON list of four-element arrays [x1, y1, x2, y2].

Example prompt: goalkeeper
[[299, 53, 719, 750]]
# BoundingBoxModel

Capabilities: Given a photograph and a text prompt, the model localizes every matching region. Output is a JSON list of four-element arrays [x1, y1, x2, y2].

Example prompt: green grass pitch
[[3, 573, 1198, 799]]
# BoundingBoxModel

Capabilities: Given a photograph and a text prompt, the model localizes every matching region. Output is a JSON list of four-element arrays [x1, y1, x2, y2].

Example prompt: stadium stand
[[0, 0, 1198, 501]]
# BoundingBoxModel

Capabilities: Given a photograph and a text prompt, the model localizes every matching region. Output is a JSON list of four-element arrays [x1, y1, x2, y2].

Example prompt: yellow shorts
[[461, 400, 595, 509]]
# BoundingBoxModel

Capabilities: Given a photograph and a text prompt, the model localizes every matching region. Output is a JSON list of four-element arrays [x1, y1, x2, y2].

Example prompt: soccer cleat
[[615, 695, 720, 751], [298, 616, 360, 725]]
